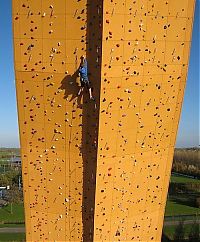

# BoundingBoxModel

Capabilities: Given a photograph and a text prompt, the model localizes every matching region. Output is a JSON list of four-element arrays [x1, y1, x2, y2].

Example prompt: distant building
[[9, 155, 21, 162], [10, 156, 21, 167]]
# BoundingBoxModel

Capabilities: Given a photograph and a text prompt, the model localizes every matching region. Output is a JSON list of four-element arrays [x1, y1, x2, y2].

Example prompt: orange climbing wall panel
[[13, 0, 195, 241], [13, 0, 102, 241], [94, 0, 196, 241]]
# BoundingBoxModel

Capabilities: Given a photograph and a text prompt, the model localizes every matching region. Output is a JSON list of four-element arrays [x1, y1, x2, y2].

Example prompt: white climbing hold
[[52, 48, 57, 53]]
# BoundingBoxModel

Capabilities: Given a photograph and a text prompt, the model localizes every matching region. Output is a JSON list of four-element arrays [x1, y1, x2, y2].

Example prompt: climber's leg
[[78, 86, 84, 96], [89, 87, 95, 100], [78, 78, 85, 96], [85, 80, 94, 100]]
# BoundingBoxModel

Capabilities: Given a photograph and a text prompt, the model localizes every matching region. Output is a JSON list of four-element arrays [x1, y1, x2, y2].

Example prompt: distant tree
[[0, 170, 21, 187], [0, 174, 9, 186], [196, 197, 200, 208], [189, 220, 200, 242], [173, 148, 200, 177], [6, 184, 23, 214], [174, 220, 185, 241]]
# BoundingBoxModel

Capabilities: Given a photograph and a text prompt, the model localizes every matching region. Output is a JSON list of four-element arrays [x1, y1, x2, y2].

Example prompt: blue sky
[[0, 1, 199, 148]]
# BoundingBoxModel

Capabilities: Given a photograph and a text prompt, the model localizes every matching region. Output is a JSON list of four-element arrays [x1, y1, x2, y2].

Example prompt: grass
[[0, 224, 24, 228], [165, 200, 200, 216], [165, 173, 200, 216], [170, 174, 200, 184], [0, 233, 25, 241], [0, 203, 24, 223]]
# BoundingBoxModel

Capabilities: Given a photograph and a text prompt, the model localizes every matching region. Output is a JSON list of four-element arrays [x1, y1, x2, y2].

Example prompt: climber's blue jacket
[[79, 60, 88, 81]]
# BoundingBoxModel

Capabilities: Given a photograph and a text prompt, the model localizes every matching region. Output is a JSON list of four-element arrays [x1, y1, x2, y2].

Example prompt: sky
[[0, 1, 199, 148]]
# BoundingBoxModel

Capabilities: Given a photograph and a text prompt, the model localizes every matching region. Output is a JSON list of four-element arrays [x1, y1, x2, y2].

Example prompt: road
[[0, 227, 25, 233], [164, 220, 200, 226]]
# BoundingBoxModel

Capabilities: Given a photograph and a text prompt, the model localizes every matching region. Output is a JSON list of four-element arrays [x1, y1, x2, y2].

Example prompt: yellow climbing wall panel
[[13, 0, 195, 241], [14, 0, 103, 241], [94, 0, 195, 241]]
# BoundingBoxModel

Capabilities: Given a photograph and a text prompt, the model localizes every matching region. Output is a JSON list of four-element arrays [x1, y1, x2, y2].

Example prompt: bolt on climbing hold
[[74, 9, 78, 18], [52, 48, 57, 53], [27, 44, 34, 51]]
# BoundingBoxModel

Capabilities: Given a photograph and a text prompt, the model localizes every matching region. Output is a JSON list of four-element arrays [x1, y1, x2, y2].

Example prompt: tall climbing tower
[[13, 0, 196, 241]]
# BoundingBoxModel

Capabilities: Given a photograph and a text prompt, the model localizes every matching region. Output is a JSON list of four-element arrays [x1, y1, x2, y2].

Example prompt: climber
[[77, 56, 95, 101]]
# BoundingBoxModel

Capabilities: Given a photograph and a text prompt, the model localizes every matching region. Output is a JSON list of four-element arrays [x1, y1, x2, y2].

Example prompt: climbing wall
[[13, 0, 102, 241], [13, 0, 195, 241], [93, 0, 196, 241]]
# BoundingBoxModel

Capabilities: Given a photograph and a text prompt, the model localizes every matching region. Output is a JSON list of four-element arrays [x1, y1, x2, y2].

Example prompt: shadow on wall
[[59, 0, 103, 241], [60, 70, 82, 105], [82, 1, 103, 241]]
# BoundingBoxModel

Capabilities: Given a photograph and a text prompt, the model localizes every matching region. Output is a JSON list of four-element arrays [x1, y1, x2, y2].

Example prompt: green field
[[165, 174, 200, 216], [0, 233, 25, 241], [0, 204, 24, 223], [165, 200, 200, 216], [0, 203, 25, 241], [0, 224, 24, 228], [164, 173, 200, 240], [170, 174, 200, 184]]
